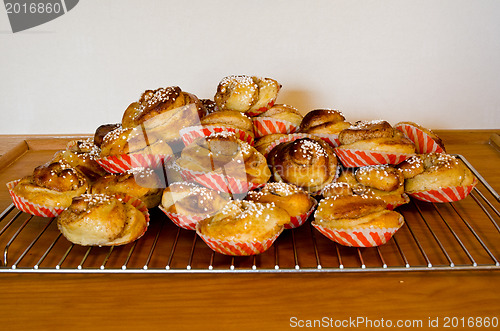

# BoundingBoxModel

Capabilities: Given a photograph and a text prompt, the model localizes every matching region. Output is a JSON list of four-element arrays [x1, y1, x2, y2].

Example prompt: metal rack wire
[[1, 155, 499, 274]]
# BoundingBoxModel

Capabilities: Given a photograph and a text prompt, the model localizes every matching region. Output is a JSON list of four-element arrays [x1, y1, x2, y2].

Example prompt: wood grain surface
[[0, 131, 499, 330]]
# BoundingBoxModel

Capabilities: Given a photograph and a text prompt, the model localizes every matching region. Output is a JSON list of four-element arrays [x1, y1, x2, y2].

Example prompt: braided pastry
[[337, 120, 415, 154], [100, 126, 172, 158], [122, 86, 205, 143], [200, 109, 255, 139], [197, 200, 289, 242], [51, 139, 107, 182], [161, 182, 230, 218], [214, 75, 280, 115], [91, 168, 164, 208], [322, 165, 409, 208], [314, 194, 403, 229], [246, 182, 315, 221], [299, 109, 351, 134], [268, 137, 339, 193], [57, 194, 148, 246], [176, 132, 271, 187], [12, 161, 89, 209], [398, 153, 475, 193]]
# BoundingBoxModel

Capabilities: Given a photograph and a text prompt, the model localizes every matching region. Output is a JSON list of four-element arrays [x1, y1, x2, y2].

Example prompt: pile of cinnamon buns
[[8, 75, 477, 253]]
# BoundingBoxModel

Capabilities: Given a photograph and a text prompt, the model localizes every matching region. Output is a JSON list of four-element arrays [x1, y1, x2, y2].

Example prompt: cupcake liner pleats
[[158, 205, 204, 230], [409, 178, 478, 203], [312, 215, 404, 247], [252, 117, 298, 138], [196, 226, 283, 256], [7, 180, 65, 217], [180, 125, 254, 146], [96, 154, 173, 174], [334, 148, 413, 168], [394, 123, 445, 154]]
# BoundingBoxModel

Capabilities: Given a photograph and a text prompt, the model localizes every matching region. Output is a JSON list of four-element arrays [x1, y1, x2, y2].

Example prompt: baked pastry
[[314, 195, 403, 229], [176, 132, 271, 192], [398, 153, 475, 194], [196, 200, 289, 255], [312, 194, 404, 247], [161, 182, 230, 220], [121, 86, 205, 143], [258, 104, 303, 128], [395, 121, 446, 153], [100, 126, 173, 158], [253, 133, 287, 156], [93, 123, 121, 148], [299, 109, 351, 135], [200, 110, 255, 139], [91, 168, 164, 208], [323, 165, 409, 208], [268, 137, 339, 194], [214, 75, 281, 115], [246, 182, 316, 228], [11, 160, 89, 209], [337, 120, 415, 154], [57, 193, 148, 246], [51, 139, 107, 182]]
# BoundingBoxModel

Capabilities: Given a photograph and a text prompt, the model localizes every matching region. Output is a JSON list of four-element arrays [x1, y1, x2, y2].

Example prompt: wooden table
[[0, 131, 499, 330]]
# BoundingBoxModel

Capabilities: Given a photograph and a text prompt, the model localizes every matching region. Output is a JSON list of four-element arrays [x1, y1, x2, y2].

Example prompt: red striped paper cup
[[310, 133, 341, 147], [394, 123, 445, 154], [246, 99, 276, 117], [334, 148, 413, 168], [312, 215, 404, 247], [96, 153, 173, 174], [158, 205, 204, 230], [7, 180, 66, 217], [252, 117, 298, 138], [408, 178, 478, 203], [179, 125, 254, 146], [196, 226, 283, 256], [284, 199, 317, 229], [179, 168, 264, 194]]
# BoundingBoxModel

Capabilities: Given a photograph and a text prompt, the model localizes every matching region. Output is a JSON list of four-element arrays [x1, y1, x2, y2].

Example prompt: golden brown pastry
[[121, 86, 205, 143], [12, 161, 89, 209], [214, 75, 280, 115], [161, 182, 230, 218], [337, 120, 416, 154], [299, 109, 351, 134], [51, 139, 107, 182], [176, 132, 271, 187], [93, 123, 121, 148], [257, 104, 303, 127], [246, 182, 315, 220], [196, 200, 289, 242], [253, 133, 287, 155], [268, 137, 339, 194], [398, 153, 475, 193], [91, 168, 164, 208], [200, 110, 255, 138], [57, 194, 148, 246], [100, 126, 173, 158], [314, 194, 403, 229], [323, 166, 409, 208]]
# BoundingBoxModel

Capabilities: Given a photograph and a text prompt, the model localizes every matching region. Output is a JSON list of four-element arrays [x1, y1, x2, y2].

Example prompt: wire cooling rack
[[0, 155, 498, 274]]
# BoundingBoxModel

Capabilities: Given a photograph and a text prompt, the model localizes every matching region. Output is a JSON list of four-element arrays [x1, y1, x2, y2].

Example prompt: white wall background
[[1, 0, 499, 134]]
